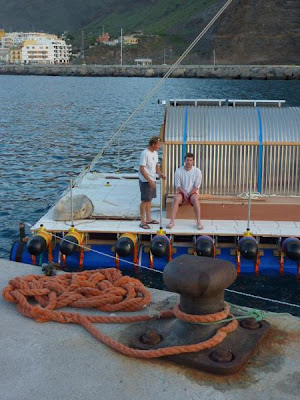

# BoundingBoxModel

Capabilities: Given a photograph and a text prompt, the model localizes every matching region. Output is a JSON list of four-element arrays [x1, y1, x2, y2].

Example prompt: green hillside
[[0, 0, 299, 64], [0, 0, 105, 32], [85, 0, 219, 37], [0, 0, 219, 36]]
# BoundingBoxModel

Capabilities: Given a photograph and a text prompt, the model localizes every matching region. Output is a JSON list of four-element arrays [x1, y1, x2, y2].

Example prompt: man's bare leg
[[167, 194, 183, 228], [146, 201, 152, 223], [190, 194, 203, 229], [140, 201, 148, 225]]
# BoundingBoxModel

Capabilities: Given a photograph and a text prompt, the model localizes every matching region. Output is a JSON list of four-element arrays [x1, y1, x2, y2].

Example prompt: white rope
[[225, 288, 300, 309], [237, 192, 277, 200], [73, 0, 234, 186]]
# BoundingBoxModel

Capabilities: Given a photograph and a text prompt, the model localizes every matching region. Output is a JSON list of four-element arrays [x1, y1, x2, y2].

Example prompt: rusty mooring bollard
[[132, 255, 270, 374], [163, 254, 237, 315]]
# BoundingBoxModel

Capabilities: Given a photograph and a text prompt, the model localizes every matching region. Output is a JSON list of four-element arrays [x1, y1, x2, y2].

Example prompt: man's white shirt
[[138, 149, 158, 182], [175, 166, 202, 194]]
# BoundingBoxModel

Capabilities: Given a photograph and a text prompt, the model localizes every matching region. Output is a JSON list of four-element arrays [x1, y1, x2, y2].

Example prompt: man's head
[[149, 136, 161, 151], [184, 153, 195, 170]]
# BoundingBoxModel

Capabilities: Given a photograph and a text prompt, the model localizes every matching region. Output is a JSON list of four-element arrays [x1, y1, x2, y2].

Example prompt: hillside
[[0, 0, 105, 32], [212, 0, 300, 64], [0, 0, 299, 64]]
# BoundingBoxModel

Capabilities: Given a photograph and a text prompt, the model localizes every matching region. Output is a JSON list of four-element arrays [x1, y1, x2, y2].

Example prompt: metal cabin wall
[[260, 108, 300, 195], [188, 143, 258, 195], [262, 145, 300, 195], [164, 106, 259, 195], [164, 105, 300, 196], [165, 143, 259, 195]]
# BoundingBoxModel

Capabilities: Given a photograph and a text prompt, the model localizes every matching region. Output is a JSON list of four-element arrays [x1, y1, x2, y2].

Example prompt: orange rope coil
[[173, 303, 231, 323], [2, 268, 238, 359]]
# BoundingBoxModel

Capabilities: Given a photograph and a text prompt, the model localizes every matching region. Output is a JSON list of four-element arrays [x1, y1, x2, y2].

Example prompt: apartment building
[[1, 32, 58, 48], [10, 47, 22, 64], [22, 38, 71, 64]]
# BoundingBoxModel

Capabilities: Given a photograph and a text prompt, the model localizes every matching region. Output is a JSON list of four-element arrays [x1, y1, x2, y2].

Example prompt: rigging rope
[[225, 288, 300, 309], [73, 0, 234, 186]]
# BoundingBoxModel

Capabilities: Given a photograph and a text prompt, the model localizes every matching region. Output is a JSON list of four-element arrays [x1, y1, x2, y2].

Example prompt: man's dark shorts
[[139, 180, 157, 202]]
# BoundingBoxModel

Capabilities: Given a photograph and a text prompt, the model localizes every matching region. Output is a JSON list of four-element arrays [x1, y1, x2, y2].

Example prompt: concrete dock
[[1, 259, 300, 400]]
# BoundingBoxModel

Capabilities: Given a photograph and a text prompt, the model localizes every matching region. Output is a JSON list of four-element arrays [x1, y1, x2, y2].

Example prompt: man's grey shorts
[[139, 180, 157, 202]]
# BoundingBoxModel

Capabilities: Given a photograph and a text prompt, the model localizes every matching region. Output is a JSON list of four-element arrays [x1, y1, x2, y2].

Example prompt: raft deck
[[33, 172, 300, 238]]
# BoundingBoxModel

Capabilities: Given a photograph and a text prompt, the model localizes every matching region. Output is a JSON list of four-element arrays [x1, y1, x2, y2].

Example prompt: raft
[[10, 99, 300, 275]]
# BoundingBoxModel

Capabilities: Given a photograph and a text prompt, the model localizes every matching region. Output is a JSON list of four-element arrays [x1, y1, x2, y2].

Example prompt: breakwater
[[0, 64, 299, 79]]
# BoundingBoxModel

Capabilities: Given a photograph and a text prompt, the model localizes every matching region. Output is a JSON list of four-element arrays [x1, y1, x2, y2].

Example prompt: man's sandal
[[140, 223, 151, 229], [146, 219, 159, 224]]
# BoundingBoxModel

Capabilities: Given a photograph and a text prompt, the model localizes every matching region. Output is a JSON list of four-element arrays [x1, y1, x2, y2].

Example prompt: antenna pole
[[120, 28, 123, 66], [70, 178, 74, 226], [81, 30, 85, 63], [117, 134, 120, 173], [247, 181, 251, 231], [159, 178, 163, 229]]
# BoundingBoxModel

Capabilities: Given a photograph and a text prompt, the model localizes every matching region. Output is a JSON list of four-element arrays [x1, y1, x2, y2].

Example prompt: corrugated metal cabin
[[162, 99, 300, 221]]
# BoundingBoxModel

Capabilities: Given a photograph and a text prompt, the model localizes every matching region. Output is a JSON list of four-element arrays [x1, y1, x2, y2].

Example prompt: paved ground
[[1, 259, 300, 400]]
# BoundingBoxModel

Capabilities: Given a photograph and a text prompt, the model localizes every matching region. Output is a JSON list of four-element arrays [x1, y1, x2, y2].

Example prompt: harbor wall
[[0, 64, 299, 79]]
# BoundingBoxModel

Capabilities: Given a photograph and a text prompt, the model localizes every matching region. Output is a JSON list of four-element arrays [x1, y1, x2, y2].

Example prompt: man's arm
[[175, 169, 187, 199], [156, 164, 166, 180], [188, 187, 199, 196], [140, 166, 156, 189], [187, 170, 202, 196], [177, 186, 188, 199]]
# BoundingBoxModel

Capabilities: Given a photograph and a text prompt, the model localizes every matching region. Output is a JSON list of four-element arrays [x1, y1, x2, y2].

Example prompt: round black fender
[[282, 237, 300, 262], [59, 235, 79, 256], [151, 235, 170, 258], [238, 236, 258, 260], [27, 235, 48, 256], [116, 236, 135, 257], [195, 236, 214, 257]]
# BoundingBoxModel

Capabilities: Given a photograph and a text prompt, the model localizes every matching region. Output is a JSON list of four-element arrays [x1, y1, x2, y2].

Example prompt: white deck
[[34, 215, 300, 237], [33, 172, 300, 237]]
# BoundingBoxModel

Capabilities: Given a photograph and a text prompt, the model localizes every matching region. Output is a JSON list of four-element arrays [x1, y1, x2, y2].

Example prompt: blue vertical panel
[[257, 107, 263, 193]]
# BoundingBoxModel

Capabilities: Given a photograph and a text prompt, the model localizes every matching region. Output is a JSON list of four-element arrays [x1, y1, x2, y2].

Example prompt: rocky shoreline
[[0, 64, 299, 79]]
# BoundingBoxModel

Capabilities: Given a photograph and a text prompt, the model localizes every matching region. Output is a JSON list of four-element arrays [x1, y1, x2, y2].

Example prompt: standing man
[[139, 136, 166, 229], [167, 153, 203, 230]]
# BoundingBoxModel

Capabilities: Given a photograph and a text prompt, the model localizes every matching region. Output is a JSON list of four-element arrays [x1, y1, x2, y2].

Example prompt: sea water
[[1, 75, 300, 315]]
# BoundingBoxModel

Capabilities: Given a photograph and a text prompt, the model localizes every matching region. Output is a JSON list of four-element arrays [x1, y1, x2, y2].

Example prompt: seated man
[[167, 152, 203, 230]]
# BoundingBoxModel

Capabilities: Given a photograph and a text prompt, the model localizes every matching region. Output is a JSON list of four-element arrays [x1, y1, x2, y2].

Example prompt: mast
[[81, 30, 85, 63], [120, 28, 123, 66]]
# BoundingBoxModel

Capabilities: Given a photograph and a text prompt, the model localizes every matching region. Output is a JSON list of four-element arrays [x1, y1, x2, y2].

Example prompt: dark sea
[[1, 75, 300, 315]]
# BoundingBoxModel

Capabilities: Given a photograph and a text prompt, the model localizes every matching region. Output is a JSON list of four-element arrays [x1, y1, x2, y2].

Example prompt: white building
[[104, 39, 119, 46], [1, 32, 58, 48], [0, 48, 10, 63], [22, 38, 71, 65], [51, 39, 71, 64], [134, 58, 152, 66]]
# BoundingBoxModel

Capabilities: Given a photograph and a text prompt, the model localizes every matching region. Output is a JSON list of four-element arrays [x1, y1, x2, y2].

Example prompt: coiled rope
[[2, 268, 238, 358]]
